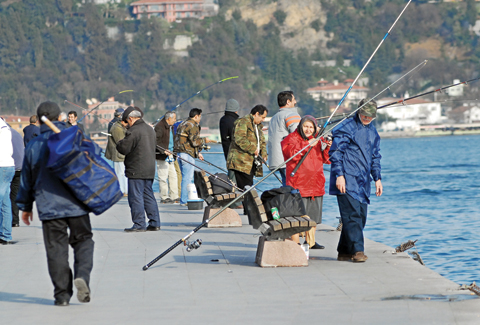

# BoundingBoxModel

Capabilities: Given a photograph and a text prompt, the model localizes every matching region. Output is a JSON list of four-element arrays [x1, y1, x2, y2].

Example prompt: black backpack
[[209, 173, 235, 195], [260, 186, 306, 220]]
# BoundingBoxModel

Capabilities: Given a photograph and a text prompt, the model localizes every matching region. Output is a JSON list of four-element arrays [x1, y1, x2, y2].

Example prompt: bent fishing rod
[[156, 145, 242, 192], [76, 90, 134, 123], [290, 0, 413, 177], [143, 132, 320, 271], [153, 76, 239, 125]]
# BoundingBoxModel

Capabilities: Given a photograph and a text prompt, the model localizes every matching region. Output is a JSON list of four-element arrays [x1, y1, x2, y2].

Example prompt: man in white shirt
[[0, 117, 16, 244]]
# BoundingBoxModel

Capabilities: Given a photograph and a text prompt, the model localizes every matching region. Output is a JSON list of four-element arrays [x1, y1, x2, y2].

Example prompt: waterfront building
[[130, 0, 218, 22], [307, 79, 370, 109]]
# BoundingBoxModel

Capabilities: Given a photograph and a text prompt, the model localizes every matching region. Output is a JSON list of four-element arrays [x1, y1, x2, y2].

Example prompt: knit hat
[[37, 101, 61, 123], [358, 99, 377, 118], [122, 106, 144, 122], [225, 99, 239, 112]]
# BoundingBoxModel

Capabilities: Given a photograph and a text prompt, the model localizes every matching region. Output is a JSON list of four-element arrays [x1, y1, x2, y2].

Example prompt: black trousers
[[9, 170, 21, 225], [42, 215, 94, 302], [336, 194, 368, 255]]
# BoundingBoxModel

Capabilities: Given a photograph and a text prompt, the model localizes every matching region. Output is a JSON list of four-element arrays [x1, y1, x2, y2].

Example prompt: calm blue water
[[193, 136, 480, 285]]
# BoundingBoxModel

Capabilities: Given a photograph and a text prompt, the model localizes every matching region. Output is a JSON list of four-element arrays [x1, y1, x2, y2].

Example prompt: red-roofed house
[[307, 79, 369, 108], [130, 0, 209, 22], [82, 97, 128, 130], [448, 105, 480, 123]]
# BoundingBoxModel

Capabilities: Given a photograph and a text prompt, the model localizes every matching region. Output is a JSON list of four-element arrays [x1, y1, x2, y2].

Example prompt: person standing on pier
[[105, 108, 128, 196], [117, 107, 161, 232], [220, 99, 240, 183], [23, 115, 40, 146], [17, 102, 94, 305], [329, 99, 383, 263], [174, 108, 215, 206], [267, 91, 301, 186]]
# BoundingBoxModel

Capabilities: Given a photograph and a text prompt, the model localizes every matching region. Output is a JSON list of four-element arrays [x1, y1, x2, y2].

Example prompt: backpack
[[209, 173, 234, 195], [47, 125, 123, 215], [260, 186, 306, 220]]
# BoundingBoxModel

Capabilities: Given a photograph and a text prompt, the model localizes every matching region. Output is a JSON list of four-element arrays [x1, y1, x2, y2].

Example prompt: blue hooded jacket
[[328, 114, 382, 204], [16, 121, 90, 220]]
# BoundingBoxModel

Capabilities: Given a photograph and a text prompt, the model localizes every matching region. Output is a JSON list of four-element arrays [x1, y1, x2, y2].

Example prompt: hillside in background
[[0, 0, 479, 128]]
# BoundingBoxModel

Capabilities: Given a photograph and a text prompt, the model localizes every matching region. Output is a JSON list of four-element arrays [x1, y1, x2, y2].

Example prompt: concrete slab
[[1, 198, 479, 325]]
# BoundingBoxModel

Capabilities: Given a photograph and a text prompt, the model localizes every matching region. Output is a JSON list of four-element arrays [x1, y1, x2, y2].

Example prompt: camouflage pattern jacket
[[227, 114, 267, 177], [174, 118, 206, 158]]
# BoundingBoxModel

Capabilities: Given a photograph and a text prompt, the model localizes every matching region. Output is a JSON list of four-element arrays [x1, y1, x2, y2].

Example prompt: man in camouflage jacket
[[227, 105, 268, 194], [174, 108, 214, 205]]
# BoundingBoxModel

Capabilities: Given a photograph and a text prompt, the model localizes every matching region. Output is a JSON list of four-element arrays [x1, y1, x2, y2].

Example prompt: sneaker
[[124, 227, 146, 233], [337, 253, 353, 261], [161, 198, 173, 204], [352, 251, 368, 263], [74, 278, 91, 303], [0, 239, 17, 245], [180, 203, 188, 207]]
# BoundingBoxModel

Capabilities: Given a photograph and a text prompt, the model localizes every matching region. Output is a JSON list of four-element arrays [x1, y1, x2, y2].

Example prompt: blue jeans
[[278, 168, 287, 187], [336, 193, 368, 255], [0, 166, 15, 241], [127, 179, 161, 229], [178, 153, 195, 204]]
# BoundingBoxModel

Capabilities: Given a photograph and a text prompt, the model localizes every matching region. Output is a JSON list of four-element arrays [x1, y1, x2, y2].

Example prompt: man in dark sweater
[[22, 115, 40, 146], [117, 107, 161, 232], [219, 99, 240, 182]]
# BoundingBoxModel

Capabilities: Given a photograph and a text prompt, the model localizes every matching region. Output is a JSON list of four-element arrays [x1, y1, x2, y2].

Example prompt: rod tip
[[142, 266, 149, 271]]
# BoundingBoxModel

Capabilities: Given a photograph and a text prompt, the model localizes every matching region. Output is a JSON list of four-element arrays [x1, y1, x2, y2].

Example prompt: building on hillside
[[1, 115, 31, 135], [377, 96, 444, 131], [130, 0, 218, 22], [82, 97, 128, 131], [447, 104, 480, 123], [307, 79, 370, 109]]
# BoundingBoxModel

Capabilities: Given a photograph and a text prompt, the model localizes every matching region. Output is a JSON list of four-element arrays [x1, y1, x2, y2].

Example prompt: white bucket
[[187, 183, 199, 200]]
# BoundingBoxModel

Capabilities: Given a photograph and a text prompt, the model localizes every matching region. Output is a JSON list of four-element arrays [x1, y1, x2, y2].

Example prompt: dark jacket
[[16, 122, 90, 220], [23, 124, 40, 146], [154, 117, 173, 161], [116, 119, 156, 179], [105, 121, 126, 162], [329, 114, 382, 204], [67, 121, 86, 134], [219, 111, 239, 160], [108, 117, 121, 133]]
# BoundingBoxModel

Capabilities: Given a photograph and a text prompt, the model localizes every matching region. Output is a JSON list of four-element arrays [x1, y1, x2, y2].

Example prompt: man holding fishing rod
[[174, 108, 216, 206], [329, 99, 383, 263]]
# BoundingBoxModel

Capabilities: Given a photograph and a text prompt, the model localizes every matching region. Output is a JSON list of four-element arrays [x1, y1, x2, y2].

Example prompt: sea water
[[181, 135, 479, 285]]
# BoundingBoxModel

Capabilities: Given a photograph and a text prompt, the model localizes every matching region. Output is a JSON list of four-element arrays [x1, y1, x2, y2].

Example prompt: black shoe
[[54, 299, 69, 306], [74, 278, 91, 303], [12, 224, 19, 227], [124, 227, 146, 233], [0, 239, 17, 245], [161, 198, 173, 204], [310, 243, 325, 249], [146, 226, 161, 231]]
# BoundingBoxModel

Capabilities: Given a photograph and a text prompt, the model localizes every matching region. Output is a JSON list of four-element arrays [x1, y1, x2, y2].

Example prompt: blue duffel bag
[[47, 125, 123, 215]]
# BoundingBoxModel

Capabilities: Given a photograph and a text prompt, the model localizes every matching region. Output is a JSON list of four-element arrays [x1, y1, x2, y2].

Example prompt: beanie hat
[[122, 106, 144, 122], [358, 99, 377, 118], [114, 108, 125, 117], [37, 101, 61, 123], [225, 99, 239, 112]]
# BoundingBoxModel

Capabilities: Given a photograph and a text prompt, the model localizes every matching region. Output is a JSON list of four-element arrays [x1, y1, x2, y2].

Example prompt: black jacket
[[23, 124, 40, 146], [116, 119, 156, 179], [154, 117, 173, 161], [219, 111, 239, 160]]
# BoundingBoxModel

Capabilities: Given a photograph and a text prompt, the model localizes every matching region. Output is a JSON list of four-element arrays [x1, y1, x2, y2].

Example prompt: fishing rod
[[377, 77, 480, 110], [257, 155, 283, 185], [153, 76, 239, 125], [156, 145, 243, 192], [290, 0, 413, 177], [78, 90, 134, 123], [65, 100, 87, 111], [176, 111, 224, 121], [143, 130, 320, 271], [196, 157, 228, 174]]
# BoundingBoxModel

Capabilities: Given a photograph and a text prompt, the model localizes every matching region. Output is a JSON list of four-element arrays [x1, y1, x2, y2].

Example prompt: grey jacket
[[267, 107, 301, 168]]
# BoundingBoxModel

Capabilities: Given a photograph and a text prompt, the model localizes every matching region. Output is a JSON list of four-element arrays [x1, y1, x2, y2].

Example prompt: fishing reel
[[201, 144, 211, 151], [254, 156, 263, 169], [184, 239, 202, 252]]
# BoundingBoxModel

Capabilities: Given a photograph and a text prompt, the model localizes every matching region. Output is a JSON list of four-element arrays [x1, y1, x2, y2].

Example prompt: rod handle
[[40, 116, 61, 134]]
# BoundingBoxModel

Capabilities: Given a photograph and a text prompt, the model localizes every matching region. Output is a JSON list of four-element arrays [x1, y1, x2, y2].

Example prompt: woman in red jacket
[[281, 115, 331, 249]]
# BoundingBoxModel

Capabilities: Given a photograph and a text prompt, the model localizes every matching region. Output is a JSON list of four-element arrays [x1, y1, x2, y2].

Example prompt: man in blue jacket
[[17, 102, 94, 306], [329, 99, 383, 263]]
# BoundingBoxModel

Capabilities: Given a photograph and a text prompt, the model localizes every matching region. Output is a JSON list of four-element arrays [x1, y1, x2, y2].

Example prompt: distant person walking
[[329, 99, 383, 263], [267, 91, 301, 185], [105, 108, 128, 195], [174, 108, 214, 206], [282, 116, 331, 249], [0, 117, 15, 245], [17, 102, 94, 305], [155, 111, 179, 204], [220, 99, 240, 183], [117, 107, 161, 232], [23, 115, 40, 146]]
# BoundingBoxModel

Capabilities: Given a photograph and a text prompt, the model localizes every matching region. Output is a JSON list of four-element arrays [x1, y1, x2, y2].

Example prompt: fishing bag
[[209, 173, 234, 195], [260, 186, 306, 220], [47, 125, 123, 215]]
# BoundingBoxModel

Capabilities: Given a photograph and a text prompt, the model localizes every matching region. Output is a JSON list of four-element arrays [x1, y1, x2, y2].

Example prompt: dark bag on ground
[[47, 125, 123, 215], [209, 173, 234, 194], [260, 186, 306, 220]]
